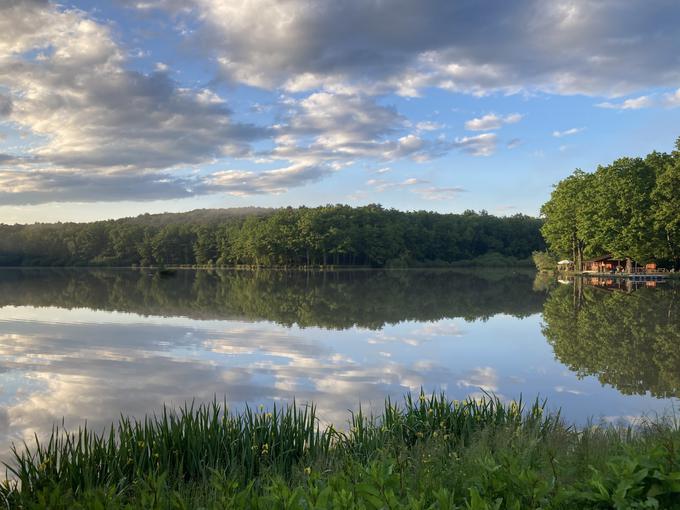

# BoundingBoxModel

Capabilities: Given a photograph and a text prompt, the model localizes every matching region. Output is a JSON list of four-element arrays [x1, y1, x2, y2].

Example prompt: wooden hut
[[583, 254, 628, 273]]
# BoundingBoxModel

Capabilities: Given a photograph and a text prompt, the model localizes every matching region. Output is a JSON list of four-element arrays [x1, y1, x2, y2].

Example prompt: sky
[[0, 0, 679, 224]]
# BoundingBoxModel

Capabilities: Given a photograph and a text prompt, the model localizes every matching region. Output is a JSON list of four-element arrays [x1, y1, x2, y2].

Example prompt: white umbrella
[[557, 260, 573, 265]]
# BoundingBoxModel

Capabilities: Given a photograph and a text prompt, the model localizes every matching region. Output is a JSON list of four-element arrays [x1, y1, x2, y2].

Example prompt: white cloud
[[366, 177, 427, 193], [665, 88, 680, 108], [413, 186, 466, 201], [596, 95, 654, 110], [465, 113, 522, 131], [457, 366, 498, 392], [452, 133, 498, 156], [209, 162, 332, 195], [415, 121, 443, 132], [552, 127, 585, 137], [0, 0, 268, 204]]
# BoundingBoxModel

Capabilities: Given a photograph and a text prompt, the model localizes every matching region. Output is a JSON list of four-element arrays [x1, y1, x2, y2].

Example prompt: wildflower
[[259, 404, 265, 412], [433, 431, 438, 438], [427, 408, 434, 415], [419, 395, 426, 402], [416, 431, 424, 438], [266, 412, 273, 419], [138, 441, 145, 448], [304, 467, 311, 475]]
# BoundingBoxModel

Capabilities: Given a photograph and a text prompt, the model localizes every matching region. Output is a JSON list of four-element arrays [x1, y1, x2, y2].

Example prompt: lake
[[0, 268, 677, 465]]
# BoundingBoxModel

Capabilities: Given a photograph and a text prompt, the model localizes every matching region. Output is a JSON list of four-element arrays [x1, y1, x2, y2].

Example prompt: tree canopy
[[540, 137, 680, 269]]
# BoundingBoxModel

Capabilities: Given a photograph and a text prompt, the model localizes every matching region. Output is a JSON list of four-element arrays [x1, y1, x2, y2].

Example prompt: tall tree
[[652, 139, 680, 268], [540, 170, 593, 270]]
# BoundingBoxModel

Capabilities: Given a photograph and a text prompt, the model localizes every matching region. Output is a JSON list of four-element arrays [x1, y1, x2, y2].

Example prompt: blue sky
[[1, 0, 679, 223]]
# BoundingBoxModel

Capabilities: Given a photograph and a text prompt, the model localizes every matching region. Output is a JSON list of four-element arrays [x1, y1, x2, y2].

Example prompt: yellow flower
[[304, 467, 311, 475], [416, 431, 424, 438], [259, 404, 265, 412]]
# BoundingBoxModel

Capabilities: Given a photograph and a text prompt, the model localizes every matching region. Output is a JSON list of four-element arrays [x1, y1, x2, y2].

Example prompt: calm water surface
[[0, 268, 677, 463]]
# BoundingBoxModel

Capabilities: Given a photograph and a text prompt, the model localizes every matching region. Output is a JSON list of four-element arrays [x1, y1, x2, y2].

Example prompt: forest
[[540, 137, 680, 269], [0, 205, 544, 268]]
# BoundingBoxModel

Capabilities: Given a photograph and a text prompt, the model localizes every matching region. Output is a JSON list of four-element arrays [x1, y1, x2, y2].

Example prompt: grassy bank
[[2, 393, 680, 509]]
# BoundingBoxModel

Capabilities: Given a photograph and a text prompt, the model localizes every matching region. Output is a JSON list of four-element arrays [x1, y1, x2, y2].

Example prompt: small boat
[[158, 268, 177, 277]]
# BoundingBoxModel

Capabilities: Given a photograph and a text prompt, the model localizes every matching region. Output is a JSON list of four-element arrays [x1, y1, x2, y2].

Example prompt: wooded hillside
[[0, 205, 544, 267]]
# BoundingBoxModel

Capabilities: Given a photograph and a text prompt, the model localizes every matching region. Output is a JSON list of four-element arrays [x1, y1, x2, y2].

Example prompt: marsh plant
[[2, 392, 680, 509]]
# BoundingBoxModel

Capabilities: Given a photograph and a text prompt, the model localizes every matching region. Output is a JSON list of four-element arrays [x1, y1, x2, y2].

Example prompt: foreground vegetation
[[3, 394, 679, 509], [0, 205, 543, 268], [541, 137, 680, 270]]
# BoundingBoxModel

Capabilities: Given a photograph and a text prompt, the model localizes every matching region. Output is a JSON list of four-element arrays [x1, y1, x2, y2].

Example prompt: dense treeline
[[0, 268, 544, 328], [540, 137, 680, 269], [0, 205, 544, 267]]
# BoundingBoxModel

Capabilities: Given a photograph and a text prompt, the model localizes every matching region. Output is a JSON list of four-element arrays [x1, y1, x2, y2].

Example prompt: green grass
[[2, 392, 680, 509]]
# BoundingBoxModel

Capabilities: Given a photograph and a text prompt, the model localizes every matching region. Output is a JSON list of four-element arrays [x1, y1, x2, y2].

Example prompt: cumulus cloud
[[552, 127, 585, 137], [208, 162, 332, 195], [596, 95, 654, 110], [5, 0, 680, 205], [465, 113, 522, 131], [270, 93, 458, 165], [0, 0, 267, 204], [138, 0, 680, 97]]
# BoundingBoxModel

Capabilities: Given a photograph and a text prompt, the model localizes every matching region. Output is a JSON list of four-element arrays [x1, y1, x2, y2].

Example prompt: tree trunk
[[626, 257, 633, 274]]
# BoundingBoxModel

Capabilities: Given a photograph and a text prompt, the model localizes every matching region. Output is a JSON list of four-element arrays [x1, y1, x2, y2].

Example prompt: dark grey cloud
[[0, 170, 207, 205], [143, 0, 680, 97], [0, 95, 11, 117]]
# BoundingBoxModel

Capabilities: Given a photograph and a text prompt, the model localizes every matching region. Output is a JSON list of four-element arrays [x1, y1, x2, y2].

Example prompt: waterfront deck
[[580, 270, 670, 281]]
